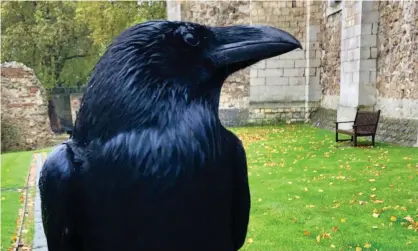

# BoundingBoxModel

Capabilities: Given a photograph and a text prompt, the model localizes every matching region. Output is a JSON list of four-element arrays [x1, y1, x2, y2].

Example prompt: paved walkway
[[33, 153, 48, 251]]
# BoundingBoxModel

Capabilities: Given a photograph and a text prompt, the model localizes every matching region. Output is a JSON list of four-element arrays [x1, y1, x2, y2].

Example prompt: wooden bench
[[335, 109, 381, 147]]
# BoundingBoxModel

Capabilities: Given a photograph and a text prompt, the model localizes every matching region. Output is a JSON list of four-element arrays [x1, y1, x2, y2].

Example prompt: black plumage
[[39, 20, 301, 251]]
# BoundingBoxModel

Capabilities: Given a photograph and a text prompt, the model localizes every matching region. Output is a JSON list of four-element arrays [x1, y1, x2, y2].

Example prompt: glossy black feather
[[39, 20, 302, 251]]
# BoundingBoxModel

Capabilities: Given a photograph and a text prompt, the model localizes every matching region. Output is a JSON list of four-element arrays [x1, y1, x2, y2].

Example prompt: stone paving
[[33, 153, 48, 251]]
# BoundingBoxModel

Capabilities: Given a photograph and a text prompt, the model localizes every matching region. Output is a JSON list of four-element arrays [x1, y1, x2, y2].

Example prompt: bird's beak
[[208, 25, 302, 70]]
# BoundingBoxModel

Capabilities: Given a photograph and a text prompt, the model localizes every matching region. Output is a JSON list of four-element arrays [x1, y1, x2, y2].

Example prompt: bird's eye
[[183, 33, 200, 47]]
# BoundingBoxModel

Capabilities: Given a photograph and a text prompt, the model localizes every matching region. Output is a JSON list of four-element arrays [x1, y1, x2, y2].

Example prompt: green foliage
[[0, 118, 23, 153], [1, 1, 166, 89]]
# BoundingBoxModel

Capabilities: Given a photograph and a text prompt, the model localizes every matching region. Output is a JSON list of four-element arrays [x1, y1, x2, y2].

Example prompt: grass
[[1, 127, 418, 251], [230, 125, 418, 251], [1, 150, 34, 251]]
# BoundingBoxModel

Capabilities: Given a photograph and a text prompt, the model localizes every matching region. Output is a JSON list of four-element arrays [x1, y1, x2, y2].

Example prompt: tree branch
[[64, 54, 90, 60]]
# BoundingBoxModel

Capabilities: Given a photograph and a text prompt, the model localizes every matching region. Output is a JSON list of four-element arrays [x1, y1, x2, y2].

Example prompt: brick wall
[[1, 62, 52, 152]]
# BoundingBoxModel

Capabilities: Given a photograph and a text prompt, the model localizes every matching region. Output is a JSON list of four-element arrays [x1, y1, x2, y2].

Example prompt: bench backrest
[[354, 110, 381, 134]]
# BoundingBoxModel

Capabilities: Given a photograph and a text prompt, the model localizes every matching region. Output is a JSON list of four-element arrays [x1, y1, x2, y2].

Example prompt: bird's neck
[[73, 84, 223, 144]]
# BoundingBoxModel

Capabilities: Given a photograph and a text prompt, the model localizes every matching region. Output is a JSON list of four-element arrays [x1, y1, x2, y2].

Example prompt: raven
[[39, 20, 301, 251]]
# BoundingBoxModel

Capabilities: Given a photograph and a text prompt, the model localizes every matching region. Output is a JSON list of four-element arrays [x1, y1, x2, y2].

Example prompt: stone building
[[166, 0, 418, 146], [1, 62, 53, 152]]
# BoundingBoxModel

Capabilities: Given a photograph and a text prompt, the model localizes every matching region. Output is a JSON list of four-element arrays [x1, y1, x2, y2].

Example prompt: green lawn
[[1, 150, 34, 251], [231, 125, 418, 251], [1, 127, 418, 251]]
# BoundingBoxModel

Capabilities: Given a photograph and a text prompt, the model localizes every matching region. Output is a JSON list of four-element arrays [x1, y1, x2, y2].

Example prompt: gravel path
[[32, 153, 48, 251]]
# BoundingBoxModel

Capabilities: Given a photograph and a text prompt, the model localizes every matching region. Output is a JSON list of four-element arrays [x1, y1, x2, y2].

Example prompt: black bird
[[39, 20, 302, 251]]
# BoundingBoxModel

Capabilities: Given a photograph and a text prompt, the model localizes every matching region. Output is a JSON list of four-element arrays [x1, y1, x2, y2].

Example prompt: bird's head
[[75, 20, 302, 141], [94, 20, 302, 98]]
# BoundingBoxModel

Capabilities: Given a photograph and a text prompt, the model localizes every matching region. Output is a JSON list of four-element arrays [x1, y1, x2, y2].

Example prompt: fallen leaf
[[332, 226, 339, 232], [330, 244, 336, 248], [358, 192, 364, 196], [316, 235, 321, 243], [318, 189, 324, 193], [247, 238, 253, 244], [356, 247, 362, 251], [340, 218, 346, 223], [369, 179, 376, 182], [322, 232, 331, 238], [371, 188, 377, 191], [372, 213, 380, 218], [364, 242, 371, 248], [306, 204, 316, 208], [288, 181, 293, 184], [304, 187, 308, 192], [390, 216, 397, 222], [370, 194, 376, 198], [303, 230, 310, 236], [258, 198, 262, 202]]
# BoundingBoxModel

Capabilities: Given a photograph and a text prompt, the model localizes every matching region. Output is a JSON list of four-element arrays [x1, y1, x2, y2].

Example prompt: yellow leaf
[[390, 216, 397, 222], [247, 238, 253, 244], [370, 194, 376, 198], [303, 230, 310, 236], [316, 235, 321, 243], [288, 181, 293, 184], [364, 242, 372, 248], [372, 213, 380, 218], [356, 247, 363, 251], [340, 218, 346, 223], [371, 188, 377, 191], [330, 244, 336, 248], [318, 189, 324, 193], [1, 197, 5, 201], [304, 187, 308, 192], [369, 179, 376, 182], [358, 192, 364, 195], [258, 198, 262, 202]]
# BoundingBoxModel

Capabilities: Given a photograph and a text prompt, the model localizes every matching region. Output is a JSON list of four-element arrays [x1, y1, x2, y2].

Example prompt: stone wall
[[249, 0, 311, 124], [180, 0, 251, 126], [376, 0, 418, 119], [319, 1, 342, 110], [1, 62, 53, 152]]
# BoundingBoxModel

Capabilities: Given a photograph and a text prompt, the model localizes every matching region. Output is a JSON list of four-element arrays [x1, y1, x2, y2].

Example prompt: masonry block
[[289, 77, 305, 86], [266, 77, 289, 86], [361, 34, 377, 47], [370, 47, 378, 58], [279, 50, 305, 60], [309, 58, 321, 67], [266, 60, 294, 68], [258, 69, 283, 77], [251, 77, 265, 86], [249, 85, 306, 102], [361, 24, 372, 35], [294, 59, 306, 68], [360, 59, 376, 71], [360, 47, 370, 59], [362, 11, 379, 24], [283, 68, 305, 77], [349, 36, 360, 49], [250, 69, 257, 78]]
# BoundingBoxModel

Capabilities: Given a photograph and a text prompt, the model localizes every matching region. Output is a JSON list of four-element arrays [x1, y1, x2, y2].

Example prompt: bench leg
[[353, 135, 358, 147], [336, 131, 338, 142], [372, 135, 375, 146]]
